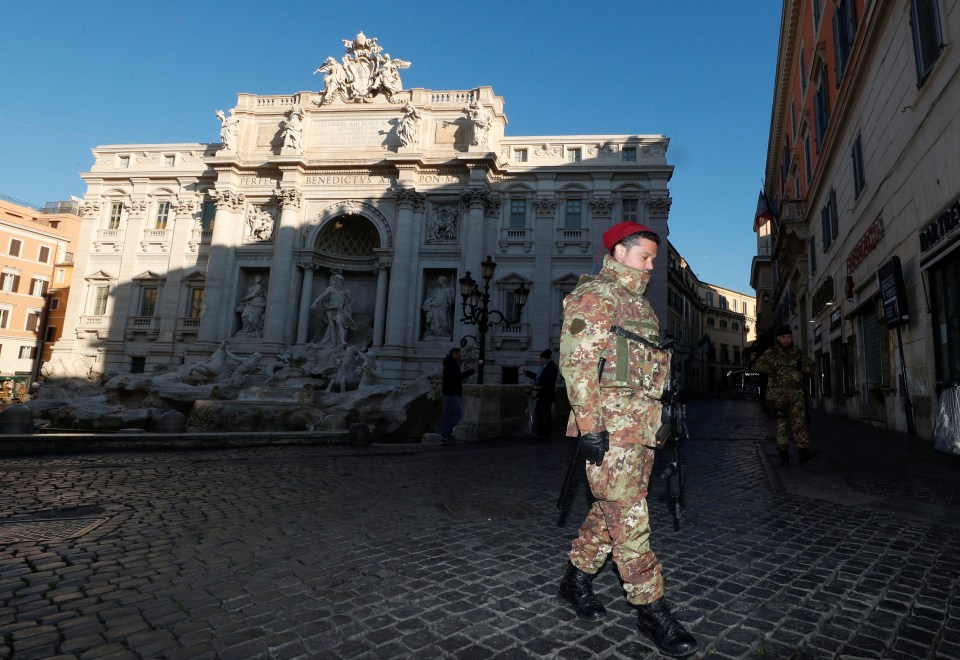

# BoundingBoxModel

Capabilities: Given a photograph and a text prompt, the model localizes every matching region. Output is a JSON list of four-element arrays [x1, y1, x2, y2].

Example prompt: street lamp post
[[458, 255, 530, 384]]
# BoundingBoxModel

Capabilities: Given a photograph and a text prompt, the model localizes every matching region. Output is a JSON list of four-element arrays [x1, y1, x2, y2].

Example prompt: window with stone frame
[[25, 310, 41, 332], [1, 271, 20, 293], [187, 287, 205, 318], [566, 148, 581, 163], [139, 285, 158, 316], [852, 133, 865, 199], [0, 307, 9, 329], [911, 0, 944, 85], [155, 201, 171, 230], [621, 147, 637, 162], [622, 198, 639, 223], [30, 277, 47, 296], [564, 199, 582, 229], [8, 238, 21, 257], [200, 200, 216, 232], [813, 61, 830, 150], [821, 188, 838, 252], [92, 285, 110, 316], [509, 199, 527, 229], [108, 202, 123, 229], [800, 48, 807, 93], [833, 0, 857, 83], [38, 246, 50, 263]]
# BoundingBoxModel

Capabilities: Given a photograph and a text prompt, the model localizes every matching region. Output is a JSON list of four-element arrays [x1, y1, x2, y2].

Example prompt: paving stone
[[0, 399, 957, 658]]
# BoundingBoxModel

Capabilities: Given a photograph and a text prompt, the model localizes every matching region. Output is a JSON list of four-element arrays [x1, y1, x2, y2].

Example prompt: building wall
[[760, 0, 960, 437], [0, 198, 81, 386], [700, 282, 758, 396], [47, 67, 675, 384]]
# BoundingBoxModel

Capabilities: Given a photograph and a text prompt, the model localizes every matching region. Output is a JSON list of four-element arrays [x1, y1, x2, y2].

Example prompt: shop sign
[[919, 198, 960, 254], [846, 216, 885, 274], [877, 256, 910, 329]]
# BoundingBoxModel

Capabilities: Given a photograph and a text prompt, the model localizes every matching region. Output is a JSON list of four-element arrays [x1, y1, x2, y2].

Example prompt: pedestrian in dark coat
[[524, 349, 559, 439], [439, 347, 474, 442]]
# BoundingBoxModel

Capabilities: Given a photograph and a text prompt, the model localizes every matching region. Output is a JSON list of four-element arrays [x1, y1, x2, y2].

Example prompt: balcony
[[125, 316, 159, 340], [187, 227, 213, 253], [140, 229, 173, 253], [176, 316, 201, 340], [497, 227, 533, 254], [492, 322, 531, 350], [555, 227, 591, 254], [94, 229, 125, 253], [78, 315, 109, 339]]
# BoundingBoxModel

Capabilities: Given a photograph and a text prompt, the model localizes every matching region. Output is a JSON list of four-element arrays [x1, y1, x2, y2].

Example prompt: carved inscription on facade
[[240, 177, 279, 187], [418, 173, 462, 185], [303, 174, 392, 186], [314, 119, 393, 146]]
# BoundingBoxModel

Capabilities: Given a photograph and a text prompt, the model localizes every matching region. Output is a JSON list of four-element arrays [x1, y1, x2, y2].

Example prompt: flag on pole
[[754, 190, 774, 231], [697, 333, 713, 352]]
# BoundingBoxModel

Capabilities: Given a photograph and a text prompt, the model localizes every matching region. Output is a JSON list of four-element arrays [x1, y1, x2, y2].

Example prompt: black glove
[[578, 430, 609, 465]]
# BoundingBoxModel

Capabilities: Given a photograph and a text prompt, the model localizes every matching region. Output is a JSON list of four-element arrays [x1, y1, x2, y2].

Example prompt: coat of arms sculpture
[[313, 32, 411, 105]]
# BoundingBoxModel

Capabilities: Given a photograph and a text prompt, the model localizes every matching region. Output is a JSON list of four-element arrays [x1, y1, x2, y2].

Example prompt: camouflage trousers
[[767, 388, 810, 450], [568, 443, 663, 605]]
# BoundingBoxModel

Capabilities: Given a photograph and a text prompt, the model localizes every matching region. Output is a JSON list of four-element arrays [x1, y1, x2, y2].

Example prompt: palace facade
[[48, 33, 675, 384], [755, 2, 960, 437]]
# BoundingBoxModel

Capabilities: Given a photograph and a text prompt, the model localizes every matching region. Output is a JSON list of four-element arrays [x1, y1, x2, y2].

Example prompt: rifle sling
[[609, 324, 662, 351]]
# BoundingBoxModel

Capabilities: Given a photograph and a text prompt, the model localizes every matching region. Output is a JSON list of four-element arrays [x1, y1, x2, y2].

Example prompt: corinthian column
[[373, 259, 390, 346], [460, 187, 490, 273], [384, 187, 424, 347], [198, 189, 245, 342], [262, 188, 302, 344]]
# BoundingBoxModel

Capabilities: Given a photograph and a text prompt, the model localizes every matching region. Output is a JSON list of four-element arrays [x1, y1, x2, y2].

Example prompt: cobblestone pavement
[[1, 398, 958, 659]]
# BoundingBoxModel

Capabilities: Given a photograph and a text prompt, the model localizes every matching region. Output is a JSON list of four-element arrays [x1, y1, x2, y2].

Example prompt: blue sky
[[0, 0, 781, 293]]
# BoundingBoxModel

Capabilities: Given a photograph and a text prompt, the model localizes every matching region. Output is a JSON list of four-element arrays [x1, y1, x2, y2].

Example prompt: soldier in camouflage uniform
[[753, 324, 816, 465], [557, 222, 697, 658]]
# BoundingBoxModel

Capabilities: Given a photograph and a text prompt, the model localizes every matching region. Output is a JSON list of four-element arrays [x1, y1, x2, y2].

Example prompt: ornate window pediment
[[84, 270, 115, 282], [132, 270, 166, 283]]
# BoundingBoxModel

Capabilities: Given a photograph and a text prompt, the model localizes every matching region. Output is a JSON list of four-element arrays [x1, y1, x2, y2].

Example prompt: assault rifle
[[556, 331, 675, 512], [658, 375, 687, 531]]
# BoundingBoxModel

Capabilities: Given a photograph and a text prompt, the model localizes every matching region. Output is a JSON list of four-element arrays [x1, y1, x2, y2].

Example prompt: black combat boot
[[636, 598, 698, 657], [799, 447, 815, 464], [558, 562, 606, 621], [779, 447, 790, 466]]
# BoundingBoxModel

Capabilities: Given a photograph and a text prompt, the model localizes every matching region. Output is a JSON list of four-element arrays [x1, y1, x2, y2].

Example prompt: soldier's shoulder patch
[[569, 318, 587, 335]]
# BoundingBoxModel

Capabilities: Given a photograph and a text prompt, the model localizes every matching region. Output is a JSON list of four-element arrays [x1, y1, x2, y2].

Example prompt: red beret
[[602, 222, 654, 251]]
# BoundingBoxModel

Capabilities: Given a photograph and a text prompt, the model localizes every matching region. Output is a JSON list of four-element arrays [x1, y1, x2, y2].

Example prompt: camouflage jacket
[[753, 343, 814, 392], [559, 255, 670, 446]]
